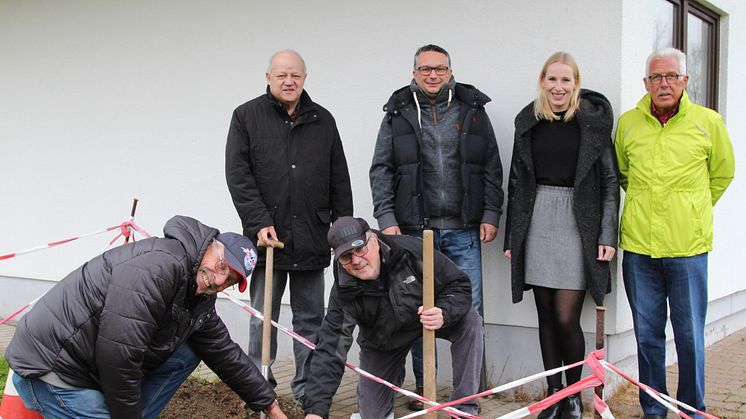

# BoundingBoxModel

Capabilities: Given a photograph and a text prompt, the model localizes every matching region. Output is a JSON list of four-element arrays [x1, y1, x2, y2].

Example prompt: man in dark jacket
[[369, 43, 502, 406], [302, 217, 483, 418], [225, 49, 353, 401], [6, 215, 286, 419]]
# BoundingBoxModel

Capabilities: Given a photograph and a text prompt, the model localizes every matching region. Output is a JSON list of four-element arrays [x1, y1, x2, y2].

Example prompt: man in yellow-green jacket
[[615, 47, 735, 419]]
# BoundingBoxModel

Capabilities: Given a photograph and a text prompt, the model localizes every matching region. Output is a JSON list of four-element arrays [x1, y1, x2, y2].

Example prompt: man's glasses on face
[[207, 240, 237, 287], [416, 66, 450, 76], [212, 240, 230, 276], [339, 239, 370, 265], [648, 73, 683, 85]]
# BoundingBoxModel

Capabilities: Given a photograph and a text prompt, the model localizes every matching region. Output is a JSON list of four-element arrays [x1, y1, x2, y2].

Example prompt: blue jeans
[[402, 227, 483, 387], [12, 343, 200, 418], [248, 268, 325, 400], [622, 251, 708, 418]]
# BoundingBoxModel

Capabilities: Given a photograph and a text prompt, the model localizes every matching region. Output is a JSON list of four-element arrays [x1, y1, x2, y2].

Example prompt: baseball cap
[[327, 217, 370, 260], [215, 232, 258, 292]]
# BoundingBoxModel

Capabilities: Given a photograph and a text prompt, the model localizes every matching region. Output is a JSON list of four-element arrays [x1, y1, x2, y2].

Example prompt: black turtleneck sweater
[[531, 111, 580, 186]]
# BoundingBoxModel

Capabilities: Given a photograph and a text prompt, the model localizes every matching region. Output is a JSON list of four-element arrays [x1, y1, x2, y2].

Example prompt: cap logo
[[334, 225, 360, 243], [242, 246, 257, 270], [351, 239, 364, 247]]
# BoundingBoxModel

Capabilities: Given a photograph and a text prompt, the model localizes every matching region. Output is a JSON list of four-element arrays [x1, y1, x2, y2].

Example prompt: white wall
[[0, 0, 626, 324]]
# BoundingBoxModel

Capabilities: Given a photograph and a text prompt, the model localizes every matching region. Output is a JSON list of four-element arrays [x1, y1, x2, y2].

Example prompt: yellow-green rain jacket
[[615, 91, 735, 258]]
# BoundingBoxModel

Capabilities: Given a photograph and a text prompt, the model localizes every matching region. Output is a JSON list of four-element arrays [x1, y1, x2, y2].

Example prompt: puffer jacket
[[504, 89, 619, 305], [615, 91, 735, 257], [226, 88, 353, 270], [370, 79, 503, 230], [303, 232, 472, 417], [6, 215, 275, 418]]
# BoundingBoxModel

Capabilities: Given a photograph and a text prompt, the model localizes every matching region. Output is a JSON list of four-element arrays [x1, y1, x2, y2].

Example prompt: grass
[[1, 356, 8, 402]]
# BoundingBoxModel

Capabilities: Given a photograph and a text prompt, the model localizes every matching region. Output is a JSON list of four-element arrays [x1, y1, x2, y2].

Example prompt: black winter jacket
[[303, 232, 472, 417], [6, 216, 276, 418], [226, 88, 353, 270], [504, 89, 619, 305], [370, 80, 503, 230]]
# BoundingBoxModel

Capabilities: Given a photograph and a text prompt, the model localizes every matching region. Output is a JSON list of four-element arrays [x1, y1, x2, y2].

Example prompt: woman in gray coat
[[503, 52, 619, 419]]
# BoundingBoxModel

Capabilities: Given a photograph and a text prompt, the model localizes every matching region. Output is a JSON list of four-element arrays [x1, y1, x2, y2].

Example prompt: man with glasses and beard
[[302, 216, 483, 418]]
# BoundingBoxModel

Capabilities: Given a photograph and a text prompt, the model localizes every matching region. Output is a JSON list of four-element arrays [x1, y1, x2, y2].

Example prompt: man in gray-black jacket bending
[[7, 216, 286, 419], [302, 217, 483, 418]]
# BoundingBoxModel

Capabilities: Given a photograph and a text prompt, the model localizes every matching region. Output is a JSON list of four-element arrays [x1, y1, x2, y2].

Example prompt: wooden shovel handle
[[257, 239, 285, 249]]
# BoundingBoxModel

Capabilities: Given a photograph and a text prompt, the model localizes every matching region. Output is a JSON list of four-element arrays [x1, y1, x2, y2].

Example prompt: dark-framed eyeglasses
[[339, 239, 370, 265], [648, 73, 683, 85], [416, 66, 450, 76]]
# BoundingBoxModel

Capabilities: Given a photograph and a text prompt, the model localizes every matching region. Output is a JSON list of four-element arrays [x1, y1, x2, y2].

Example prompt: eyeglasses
[[212, 241, 230, 274], [338, 239, 370, 265], [416, 66, 450, 76], [648, 73, 683, 85]]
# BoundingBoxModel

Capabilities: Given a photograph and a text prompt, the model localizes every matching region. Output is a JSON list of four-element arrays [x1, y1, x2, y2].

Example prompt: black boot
[[560, 393, 583, 419], [537, 386, 564, 419]]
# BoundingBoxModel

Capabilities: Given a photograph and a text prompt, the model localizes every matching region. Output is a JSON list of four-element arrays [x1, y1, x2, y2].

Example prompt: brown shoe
[[407, 387, 424, 410]]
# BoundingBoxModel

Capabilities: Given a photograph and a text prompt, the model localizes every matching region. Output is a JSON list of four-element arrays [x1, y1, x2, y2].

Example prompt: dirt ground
[[160, 379, 305, 419], [161, 378, 641, 419]]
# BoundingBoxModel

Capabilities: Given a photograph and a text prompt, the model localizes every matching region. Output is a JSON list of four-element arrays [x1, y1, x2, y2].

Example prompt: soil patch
[[160, 379, 306, 418]]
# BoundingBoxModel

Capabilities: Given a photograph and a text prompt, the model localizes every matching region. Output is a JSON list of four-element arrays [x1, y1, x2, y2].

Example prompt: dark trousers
[[356, 308, 484, 418], [248, 268, 325, 400]]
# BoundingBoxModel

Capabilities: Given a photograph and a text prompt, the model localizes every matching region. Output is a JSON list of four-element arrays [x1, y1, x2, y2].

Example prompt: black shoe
[[407, 387, 424, 411], [537, 386, 564, 419], [560, 393, 583, 419], [642, 415, 667, 419]]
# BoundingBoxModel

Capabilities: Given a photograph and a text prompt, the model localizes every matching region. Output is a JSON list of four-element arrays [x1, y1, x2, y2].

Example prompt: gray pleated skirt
[[524, 184, 586, 290]]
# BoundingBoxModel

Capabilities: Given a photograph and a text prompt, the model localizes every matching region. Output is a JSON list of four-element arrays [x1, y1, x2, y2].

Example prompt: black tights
[[533, 286, 586, 389]]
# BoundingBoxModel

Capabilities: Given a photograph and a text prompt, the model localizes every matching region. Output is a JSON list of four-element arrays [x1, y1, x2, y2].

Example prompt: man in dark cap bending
[[303, 216, 484, 418]]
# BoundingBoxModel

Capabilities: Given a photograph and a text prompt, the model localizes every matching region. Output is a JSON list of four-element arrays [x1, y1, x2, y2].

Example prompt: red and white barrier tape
[[402, 350, 607, 419], [399, 356, 591, 419], [0, 220, 151, 262], [0, 296, 42, 327], [0, 219, 152, 325], [220, 291, 477, 418], [594, 393, 614, 419], [602, 361, 717, 419]]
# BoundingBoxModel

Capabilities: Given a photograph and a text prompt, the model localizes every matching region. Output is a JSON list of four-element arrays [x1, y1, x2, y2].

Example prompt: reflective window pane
[[653, 1, 675, 50], [686, 13, 712, 106]]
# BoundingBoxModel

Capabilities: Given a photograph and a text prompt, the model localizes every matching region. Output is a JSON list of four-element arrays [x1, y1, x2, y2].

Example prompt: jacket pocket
[[464, 168, 485, 224], [394, 172, 418, 224], [316, 208, 331, 224]]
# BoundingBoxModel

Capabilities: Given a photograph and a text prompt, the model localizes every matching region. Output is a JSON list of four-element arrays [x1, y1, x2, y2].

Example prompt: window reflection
[[653, 1, 674, 50], [687, 14, 712, 106]]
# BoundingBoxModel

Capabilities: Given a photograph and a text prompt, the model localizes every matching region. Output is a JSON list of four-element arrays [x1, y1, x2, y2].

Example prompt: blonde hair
[[533, 51, 581, 122]]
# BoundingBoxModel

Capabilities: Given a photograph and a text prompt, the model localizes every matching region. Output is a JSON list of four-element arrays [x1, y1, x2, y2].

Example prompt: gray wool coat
[[503, 89, 619, 305]]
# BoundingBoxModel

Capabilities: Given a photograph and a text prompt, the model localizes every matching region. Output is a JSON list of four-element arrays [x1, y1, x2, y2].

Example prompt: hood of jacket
[[163, 215, 219, 277], [383, 78, 491, 115], [515, 88, 612, 137]]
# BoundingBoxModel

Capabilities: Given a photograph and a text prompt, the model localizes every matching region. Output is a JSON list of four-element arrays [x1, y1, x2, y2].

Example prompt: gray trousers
[[248, 268, 325, 400], [356, 308, 484, 418]]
